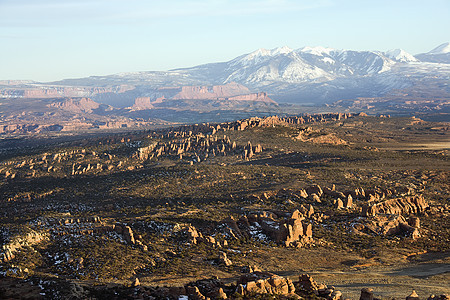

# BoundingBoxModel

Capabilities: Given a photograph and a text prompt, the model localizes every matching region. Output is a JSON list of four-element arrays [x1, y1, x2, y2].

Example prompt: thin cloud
[[109, 0, 333, 19], [0, 0, 333, 27]]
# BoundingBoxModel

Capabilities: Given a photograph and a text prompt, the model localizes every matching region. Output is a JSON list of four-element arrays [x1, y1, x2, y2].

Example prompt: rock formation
[[48, 98, 101, 113], [358, 214, 421, 239], [362, 195, 428, 216], [236, 271, 298, 298], [407, 290, 420, 300], [226, 209, 313, 247], [297, 273, 319, 292], [136, 131, 263, 163], [360, 287, 374, 300], [131, 97, 155, 110], [0, 230, 48, 263], [219, 252, 232, 266]]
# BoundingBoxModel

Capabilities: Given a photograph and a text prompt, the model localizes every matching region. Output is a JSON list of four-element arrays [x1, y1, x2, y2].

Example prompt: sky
[[0, 0, 449, 82]]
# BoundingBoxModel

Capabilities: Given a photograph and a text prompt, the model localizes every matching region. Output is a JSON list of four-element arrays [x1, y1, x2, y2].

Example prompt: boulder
[[330, 290, 343, 300], [298, 204, 315, 218], [297, 274, 319, 292], [187, 278, 228, 299], [186, 286, 206, 300], [291, 209, 303, 220], [168, 287, 187, 299], [310, 193, 321, 203], [217, 288, 227, 299], [408, 216, 420, 228], [224, 216, 242, 237], [131, 278, 140, 287], [335, 199, 344, 209], [298, 189, 308, 199], [242, 265, 261, 273], [219, 252, 232, 266], [306, 185, 323, 196], [427, 295, 449, 300], [303, 223, 313, 238], [307, 205, 314, 217], [278, 218, 304, 246], [360, 288, 374, 300], [344, 194, 353, 208], [187, 225, 200, 240], [123, 226, 135, 244], [407, 290, 420, 300]]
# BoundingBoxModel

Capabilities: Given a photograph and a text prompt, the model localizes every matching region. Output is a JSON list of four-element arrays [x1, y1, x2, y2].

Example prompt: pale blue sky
[[1, 0, 449, 82]]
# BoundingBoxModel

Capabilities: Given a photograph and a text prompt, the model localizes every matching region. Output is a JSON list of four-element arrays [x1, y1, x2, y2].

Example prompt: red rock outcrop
[[227, 210, 313, 247], [358, 214, 421, 239], [1, 230, 48, 263], [186, 278, 228, 300], [362, 195, 428, 216], [306, 185, 323, 197], [171, 82, 251, 100], [236, 271, 298, 298], [114, 224, 136, 244], [227, 92, 276, 103], [296, 274, 319, 292], [6, 85, 135, 99], [407, 290, 420, 300], [134, 83, 276, 106], [132, 97, 155, 110], [360, 287, 374, 300], [48, 98, 101, 113]]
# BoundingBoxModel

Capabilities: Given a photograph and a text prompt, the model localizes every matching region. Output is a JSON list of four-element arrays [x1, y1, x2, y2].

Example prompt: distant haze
[[0, 0, 449, 82]]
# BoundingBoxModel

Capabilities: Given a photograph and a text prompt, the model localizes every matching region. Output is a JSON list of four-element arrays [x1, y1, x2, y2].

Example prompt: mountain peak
[[298, 46, 335, 56], [271, 46, 294, 55], [235, 46, 295, 66], [428, 42, 450, 54], [385, 48, 418, 62], [247, 48, 271, 58], [247, 46, 294, 58]]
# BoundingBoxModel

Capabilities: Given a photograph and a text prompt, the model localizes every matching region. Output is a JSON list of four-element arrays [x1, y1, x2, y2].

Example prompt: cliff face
[[131, 97, 155, 110], [227, 92, 276, 103], [131, 83, 276, 109], [1, 85, 135, 99], [23, 89, 61, 98], [48, 98, 101, 113], [171, 82, 251, 100]]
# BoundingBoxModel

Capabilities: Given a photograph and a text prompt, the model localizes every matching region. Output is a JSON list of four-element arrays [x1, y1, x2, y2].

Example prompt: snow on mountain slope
[[333, 50, 394, 75], [225, 48, 332, 84], [232, 46, 294, 66], [211, 46, 399, 87], [298, 46, 335, 56], [428, 42, 450, 54], [415, 42, 450, 64], [385, 49, 418, 62]]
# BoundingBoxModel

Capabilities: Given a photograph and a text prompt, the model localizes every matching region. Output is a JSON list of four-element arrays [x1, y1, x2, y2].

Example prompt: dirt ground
[[137, 247, 449, 299], [283, 249, 449, 300], [380, 141, 450, 151], [309, 265, 449, 300]]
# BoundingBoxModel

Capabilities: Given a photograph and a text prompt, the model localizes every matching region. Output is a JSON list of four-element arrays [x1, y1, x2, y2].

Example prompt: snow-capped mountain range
[[170, 42, 449, 87], [2, 42, 450, 106]]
